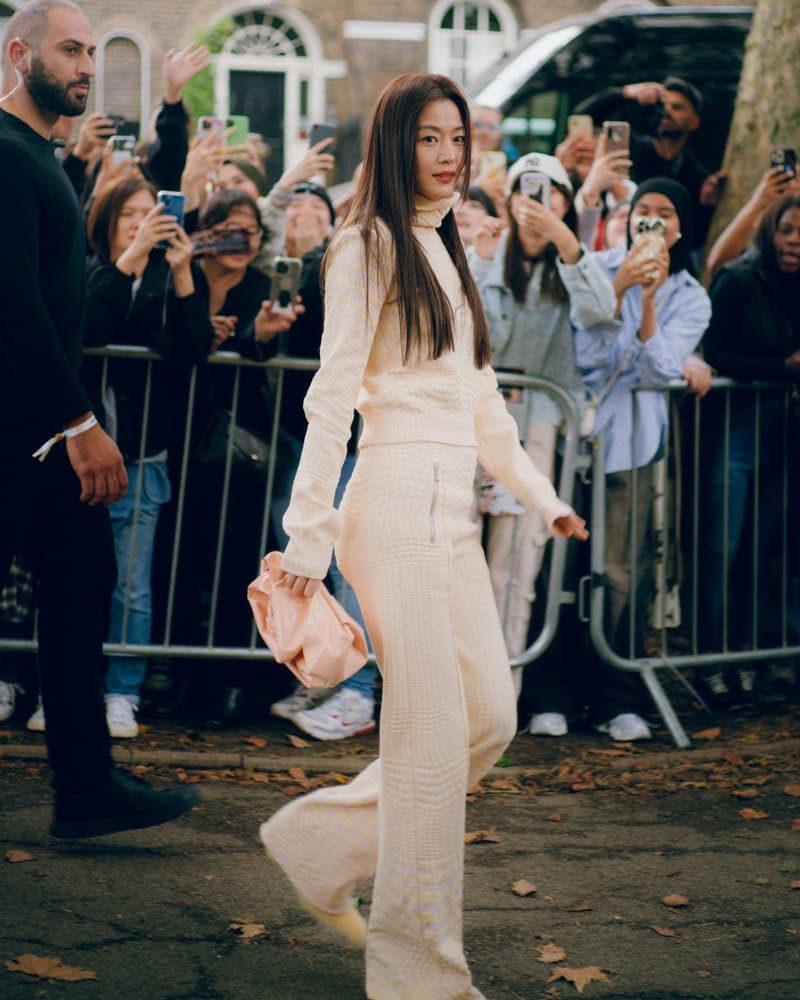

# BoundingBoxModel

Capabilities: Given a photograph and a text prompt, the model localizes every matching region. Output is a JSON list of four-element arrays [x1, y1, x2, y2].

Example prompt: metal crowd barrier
[[587, 378, 799, 747], [1, 350, 797, 749]]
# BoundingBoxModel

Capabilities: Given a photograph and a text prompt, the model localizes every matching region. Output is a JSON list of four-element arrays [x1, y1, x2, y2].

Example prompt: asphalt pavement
[[1, 699, 799, 999]]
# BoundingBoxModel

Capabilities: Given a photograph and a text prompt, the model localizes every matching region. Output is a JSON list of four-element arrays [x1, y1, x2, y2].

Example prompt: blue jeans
[[331, 453, 376, 699], [699, 399, 786, 652], [106, 461, 171, 703]]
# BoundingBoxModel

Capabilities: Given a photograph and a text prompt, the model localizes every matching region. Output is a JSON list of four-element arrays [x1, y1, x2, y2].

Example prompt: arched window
[[95, 30, 151, 137], [429, 0, 517, 86], [222, 10, 308, 57]]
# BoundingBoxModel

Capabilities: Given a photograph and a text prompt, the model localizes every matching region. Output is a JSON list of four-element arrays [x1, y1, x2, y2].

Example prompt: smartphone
[[567, 114, 594, 139], [770, 147, 796, 176], [268, 256, 303, 313], [106, 115, 139, 139], [156, 190, 185, 249], [604, 120, 630, 151], [225, 114, 250, 147], [198, 115, 225, 147], [309, 122, 336, 152], [110, 134, 136, 165], [519, 171, 551, 209], [479, 150, 507, 178]]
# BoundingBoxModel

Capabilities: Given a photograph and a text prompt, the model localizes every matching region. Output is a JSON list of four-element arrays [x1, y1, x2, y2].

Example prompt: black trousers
[[0, 436, 115, 793]]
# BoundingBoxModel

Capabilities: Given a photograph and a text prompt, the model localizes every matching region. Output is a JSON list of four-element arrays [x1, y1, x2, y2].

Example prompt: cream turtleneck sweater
[[281, 194, 572, 579]]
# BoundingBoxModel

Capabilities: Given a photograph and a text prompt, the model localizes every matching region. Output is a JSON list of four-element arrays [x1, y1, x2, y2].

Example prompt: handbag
[[193, 409, 274, 482], [247, 552, 368, 688]]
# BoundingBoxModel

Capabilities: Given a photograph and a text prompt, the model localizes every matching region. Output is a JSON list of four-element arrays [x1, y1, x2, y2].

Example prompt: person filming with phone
[[574, 76, 722, 248]]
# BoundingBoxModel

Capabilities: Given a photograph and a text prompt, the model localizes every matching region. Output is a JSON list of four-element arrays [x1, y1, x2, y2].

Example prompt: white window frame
[[428, 0, 518, 85], [95, 29, 151, 130], [212, 2, 344, 171]]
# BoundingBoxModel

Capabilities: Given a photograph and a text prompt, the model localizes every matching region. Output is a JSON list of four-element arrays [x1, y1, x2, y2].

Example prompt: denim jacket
[[574, 244, 711, 473], [470, 232, 616, 425]]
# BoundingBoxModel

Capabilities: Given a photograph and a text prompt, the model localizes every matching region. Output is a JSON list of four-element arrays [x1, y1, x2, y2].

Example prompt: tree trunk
[[705, 0, 800, 254]]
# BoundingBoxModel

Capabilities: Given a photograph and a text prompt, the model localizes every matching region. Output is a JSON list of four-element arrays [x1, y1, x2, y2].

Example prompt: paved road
[[1, 744, 799, 1000]]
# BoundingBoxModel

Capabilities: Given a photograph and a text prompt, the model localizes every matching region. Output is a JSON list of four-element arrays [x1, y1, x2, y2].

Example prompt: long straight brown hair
[[326, 73, 491, 368]]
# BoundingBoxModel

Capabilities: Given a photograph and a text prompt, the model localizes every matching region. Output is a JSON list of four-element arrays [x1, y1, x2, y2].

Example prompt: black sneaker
[[51, 769, 199, 839]]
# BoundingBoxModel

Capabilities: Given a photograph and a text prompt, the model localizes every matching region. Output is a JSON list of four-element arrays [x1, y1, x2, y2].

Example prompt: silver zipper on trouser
[[429, 462, 442, 543]]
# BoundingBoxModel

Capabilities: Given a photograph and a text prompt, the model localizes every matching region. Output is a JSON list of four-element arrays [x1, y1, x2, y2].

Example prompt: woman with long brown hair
[[260, 73, 586, 998]]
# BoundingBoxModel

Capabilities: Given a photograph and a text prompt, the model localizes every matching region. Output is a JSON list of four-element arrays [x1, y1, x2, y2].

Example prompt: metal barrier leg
[[640, 664, 690, 748]]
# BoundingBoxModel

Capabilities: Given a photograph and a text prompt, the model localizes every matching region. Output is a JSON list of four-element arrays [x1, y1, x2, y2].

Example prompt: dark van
[[467, 4, 752, 172]]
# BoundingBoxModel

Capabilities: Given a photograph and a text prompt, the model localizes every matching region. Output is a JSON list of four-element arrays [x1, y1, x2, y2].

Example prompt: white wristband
[[32, 414, 98, 462]]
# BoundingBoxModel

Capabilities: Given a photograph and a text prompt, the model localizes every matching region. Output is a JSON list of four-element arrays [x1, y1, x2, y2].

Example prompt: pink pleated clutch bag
[[247, 551, 368, 688]]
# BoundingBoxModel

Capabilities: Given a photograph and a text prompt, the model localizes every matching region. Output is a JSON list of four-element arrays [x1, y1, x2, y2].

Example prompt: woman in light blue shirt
[[574, 177, 711, 741]]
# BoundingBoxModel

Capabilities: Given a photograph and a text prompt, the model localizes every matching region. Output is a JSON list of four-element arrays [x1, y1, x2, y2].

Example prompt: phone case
[[479, 150, 507, 177], [604, 121, 630, 152], [519, 171, 551, 208], [269, 256, 302, 311], [568, 115, 593, 139], [309, 123, 335, 149], [156, 191, 185, 249], [225, 115, 250, 147], [198, 117, 225, 146]]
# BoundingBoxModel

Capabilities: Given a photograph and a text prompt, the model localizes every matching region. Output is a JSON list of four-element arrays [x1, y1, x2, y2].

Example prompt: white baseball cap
[[505, 153, 573, 197]]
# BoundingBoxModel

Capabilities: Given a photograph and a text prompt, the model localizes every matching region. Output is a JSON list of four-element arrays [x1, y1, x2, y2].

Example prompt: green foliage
[[180, 17, 237, 120]]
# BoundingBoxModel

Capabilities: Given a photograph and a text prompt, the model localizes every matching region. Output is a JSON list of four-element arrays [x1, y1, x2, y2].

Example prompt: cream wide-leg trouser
[[261, 442, 518, 1000]]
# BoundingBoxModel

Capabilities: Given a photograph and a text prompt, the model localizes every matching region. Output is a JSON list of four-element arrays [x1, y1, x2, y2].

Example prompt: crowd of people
[[1, 3, 799, 756]]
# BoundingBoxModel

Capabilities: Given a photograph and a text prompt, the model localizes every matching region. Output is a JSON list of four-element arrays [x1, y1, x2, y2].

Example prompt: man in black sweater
[[0, 0, 197, 837]]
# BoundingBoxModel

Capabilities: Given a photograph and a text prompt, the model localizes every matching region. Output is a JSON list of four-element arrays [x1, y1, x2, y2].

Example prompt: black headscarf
[[627, 177, 693, 274]]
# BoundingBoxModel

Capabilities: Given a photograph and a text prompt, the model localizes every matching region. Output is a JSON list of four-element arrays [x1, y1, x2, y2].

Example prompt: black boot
[[205, 685, 248, 729], [51, 769, 199, 839]]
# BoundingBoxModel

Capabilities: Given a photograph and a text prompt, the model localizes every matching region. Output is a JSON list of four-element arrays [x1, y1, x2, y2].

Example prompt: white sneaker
[[528, 712, 568, 737], [106, 695, 139, 739], [0, 680, 18, 722], [596, 712, 651, 742], [293, 688, 376, 742], [270, 685, 337, 721], [26, 698, 45, 732]]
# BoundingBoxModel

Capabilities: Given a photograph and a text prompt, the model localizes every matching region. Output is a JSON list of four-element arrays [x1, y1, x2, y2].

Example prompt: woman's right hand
[[276, 138, 335, 193], [752, 165, 797, 212], [210, 315, 237, 352], [473, 216, 504, 260], [613, 247, 661, 298], [181, 134, 225, 212], [272, 569, 323, 596], [115, 203, 179, 276]]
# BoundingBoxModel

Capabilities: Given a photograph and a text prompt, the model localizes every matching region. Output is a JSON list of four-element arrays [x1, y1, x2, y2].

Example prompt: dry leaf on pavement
[[732, 789, 759, 799], [693, 727, 721, 741], [242, 736, 267, 749], [5, 954, 97, 982], [464, 828, 501, 844], [227, 922, 269, 941], [790, 881, 800, 891], [287, 734, 311, 748], [536, 942, 567, 963], [783, 784, 800, 797], [793, 819, 800, 832], [650, 925, 677, 937], [545, 966, 609, 993], [661, 894, 689, 907], [511, 879, 537, 897], [5, 850, 34, 863], [739, 808, 769, 820], [546, 812, 562, 822]]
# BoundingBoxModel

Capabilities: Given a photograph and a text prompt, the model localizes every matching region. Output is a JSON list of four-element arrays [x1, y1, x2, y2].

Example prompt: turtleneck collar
[[413, 192, 459, 229]]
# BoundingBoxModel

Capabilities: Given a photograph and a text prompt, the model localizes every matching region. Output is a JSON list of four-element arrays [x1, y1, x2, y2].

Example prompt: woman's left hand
[[164, 226, 194, 272], [254, 296, 306, 342], [552, 513, 589, 540]]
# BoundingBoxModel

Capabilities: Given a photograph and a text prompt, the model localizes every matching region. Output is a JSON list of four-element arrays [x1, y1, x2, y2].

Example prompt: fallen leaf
[[693, 727, 721, 741], [790, 881, 800, 891], [464, 828, 501, 844], [697, 970, 712, 978], [661, 894, 689, 907], [588, 748, 629, 757], [5, 850, 34, 863], [287, 734, 311, 748], [739, 808, 769, 820], [227, 922, 268, 941], [732, 789, 759, 799], [546, 812, 562, 822], [545, 966, 609, 993], [793, 819, 800, 832], [288, 767, 307, 781], [783, 785, 800, 798], [650, 925, 677, 937], [536, 942, 567, 963], [571, 903, 592, 912], [5, 954, 97, 982], [571, 782, 596, 792], [512, 879, 537, 897], [487, 778, 520, 791], [722, 751, 745, 766], [242, 737, 267, 749]]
